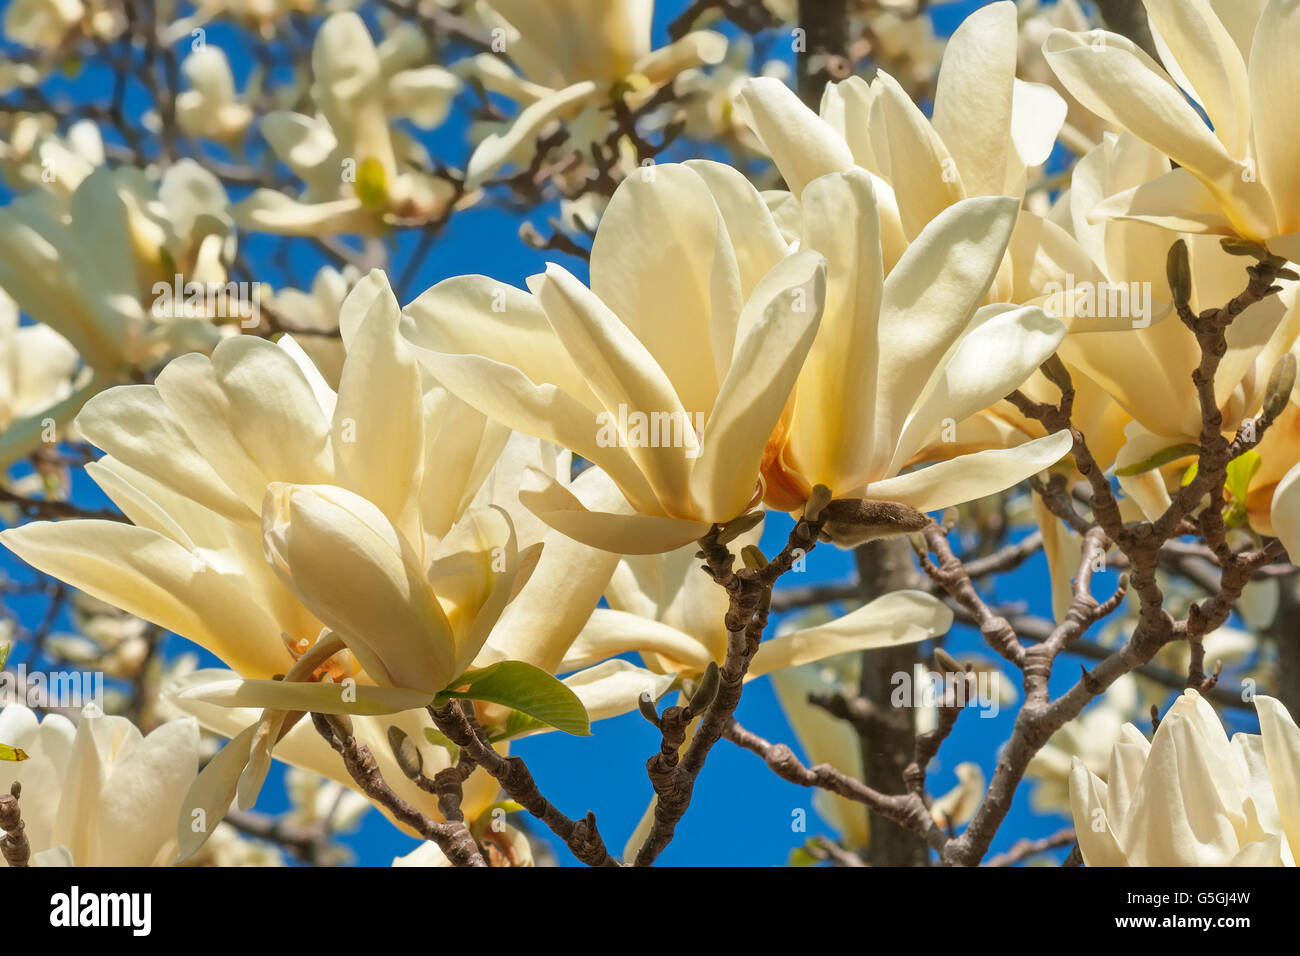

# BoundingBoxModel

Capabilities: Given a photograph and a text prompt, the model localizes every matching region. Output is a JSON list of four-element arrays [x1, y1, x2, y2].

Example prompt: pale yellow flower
[[462, 0, 726, 185], [176, 45, 254, 146], [1, 272, 647, 856], [1044, 0, 1300, 260], [233, 12, 459, 237], [0, 704, 199, 866], [1071, 690, 1299, 866], [407, 160, 828, 554], [0, 289, 79, 439], [757, 171, 1073, 514]]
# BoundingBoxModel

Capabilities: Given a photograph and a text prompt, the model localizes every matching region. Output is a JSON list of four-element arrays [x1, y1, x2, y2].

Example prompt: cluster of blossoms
[[1, 0, 1299, 869]]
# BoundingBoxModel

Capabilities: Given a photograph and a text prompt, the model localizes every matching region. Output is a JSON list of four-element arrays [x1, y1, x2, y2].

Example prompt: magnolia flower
[[1051, 134, 1300, 517], [1071, 690, 1299, 866], [1270, 456, 1300, 559], [233, 12, 460, 237], [1, 272, 655, 855], [0, 289, 79, 438], [1016, 0, 1108, 155], [736, 2, 1066, 253], [1043, 0, 1300, 260], [165, 0, 317, 42], [0, 161, 234, 465], [0, 115, 105, 196], [462, 0, 726, 185], [756, 172, 1073, 517], [559, 521, 954, 681], [674, 37, 790, 143], [3, 0, 122, 51], [407, 160, 829, 554], [176, 45, 254, 146], [0, 704, 199, 866]]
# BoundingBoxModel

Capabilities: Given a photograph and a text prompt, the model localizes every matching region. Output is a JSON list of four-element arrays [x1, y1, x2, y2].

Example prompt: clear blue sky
[[4, 0, 1244, 867]]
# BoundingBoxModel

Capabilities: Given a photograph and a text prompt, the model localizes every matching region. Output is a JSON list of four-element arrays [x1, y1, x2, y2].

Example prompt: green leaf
[[1115, 443, 1200, 477], [433, 661, 591, 737], [487, 709, 552, 743], [788, 844, 820, 867], [0, 744, 28, 762], [1225, 450, 1262, 505], [1181, 461, 1198, 487], [422, 727, 459, 764]]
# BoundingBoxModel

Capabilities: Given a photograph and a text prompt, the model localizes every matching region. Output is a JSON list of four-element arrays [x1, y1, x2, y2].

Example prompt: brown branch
[[0, 782, 30, 867], [427, 701, 618, 867], [982, 827, 1077, 867], [631, 506, 827, 866], [311, 713, 486, 868], [723, 717, 947, 852]]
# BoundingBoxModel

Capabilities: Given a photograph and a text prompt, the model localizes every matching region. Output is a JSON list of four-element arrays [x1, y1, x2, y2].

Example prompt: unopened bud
[[690, 661, 721, 712], [387, 725, 423, 779], [637, 691, 660, 726], [717, 510, 764, 544], [1219, 237, 1271, 259], [1264, 352, 1297, 418], [741, 544, 767, 569], [804, 484, 833, 522], [324, 712, 353, 742], [1167, 240, 1191, 310], [933, 648, 963, 673]]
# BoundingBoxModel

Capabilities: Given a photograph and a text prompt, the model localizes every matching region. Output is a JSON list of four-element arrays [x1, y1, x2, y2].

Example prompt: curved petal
[[733, 77, 854, 196], [465, 82, 599, 187], [691, 249, 826, 519], [519, 471, 710, 555], [931, 0, 1018, 198], [0, 520, 290, 678], [560, 607, 713, 673], [856, 430, 1074, 512], [748, 590, 953, 679]]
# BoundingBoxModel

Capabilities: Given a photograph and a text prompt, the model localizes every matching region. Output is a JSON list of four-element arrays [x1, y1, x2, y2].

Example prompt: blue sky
[[3, 0, 1256, 867]]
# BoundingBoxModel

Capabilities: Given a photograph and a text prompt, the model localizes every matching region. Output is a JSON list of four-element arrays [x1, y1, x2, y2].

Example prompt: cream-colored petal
[[931, 0, 1018, 198], [519, 471, 711, 555], [872, 196, 1020, 462], [0, 520, 290, 678], [691, 249, 826, 519], [530, 263, 697, 509], [588, 163, 737, 413], [1248, 0, 1300, 233], [733, 77, 854, 196], [559, 607, 714, 673], [748, 590, 953, 679], [856, 431, 1074, 512], [786, 169, 884, 494]]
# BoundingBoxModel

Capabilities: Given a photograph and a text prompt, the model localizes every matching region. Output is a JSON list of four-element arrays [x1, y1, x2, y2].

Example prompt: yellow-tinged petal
[[0, 520, 290, 678], [733, 76, 854, 196], [519, 470, 710, 555], [691, 249, 826, 519], [748, 590, 952, 679], [261, 482, 456, 692], [856, 431, 1074, 513]]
